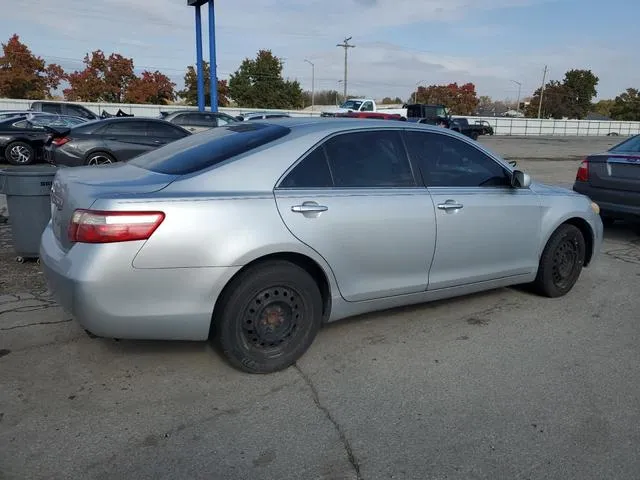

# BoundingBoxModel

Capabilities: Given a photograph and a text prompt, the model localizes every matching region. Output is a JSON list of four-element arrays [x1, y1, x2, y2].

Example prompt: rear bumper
[[44, 146, 85, 167], [39, 223, 241, 341], [573, 182, 640, 219]]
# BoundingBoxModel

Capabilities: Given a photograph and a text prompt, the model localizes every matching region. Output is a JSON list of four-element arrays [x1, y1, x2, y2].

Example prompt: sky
[[0, 0, 638, 103]]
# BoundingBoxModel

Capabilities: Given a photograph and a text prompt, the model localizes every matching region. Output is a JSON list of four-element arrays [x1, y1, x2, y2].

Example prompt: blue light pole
[[188, 0, 218, 112], [208, 0, 218, 112]]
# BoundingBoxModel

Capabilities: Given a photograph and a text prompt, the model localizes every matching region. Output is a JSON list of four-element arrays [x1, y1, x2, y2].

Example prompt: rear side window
[[129, 123, 291, 175], [609, 135, 640, 153]]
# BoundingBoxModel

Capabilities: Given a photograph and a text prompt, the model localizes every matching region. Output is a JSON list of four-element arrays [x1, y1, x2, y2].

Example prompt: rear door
[[274, 128, 436, 302], [102, 120, 153, 161], [145, 121, 190, 147]]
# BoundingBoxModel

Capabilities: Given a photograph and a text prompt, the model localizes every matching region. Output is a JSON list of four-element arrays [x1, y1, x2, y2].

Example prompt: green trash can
[[0, 165, 58, 262]]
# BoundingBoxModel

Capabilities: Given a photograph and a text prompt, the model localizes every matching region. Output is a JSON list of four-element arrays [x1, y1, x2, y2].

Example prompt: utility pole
[[336, 37, 355, 101], [304, 59, 315, 111], [511, 80, 522, 113], [537, 65, 548, 119]]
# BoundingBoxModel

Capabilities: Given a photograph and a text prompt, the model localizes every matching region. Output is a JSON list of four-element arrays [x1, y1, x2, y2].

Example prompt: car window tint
[[104, 121, 148, 136], [323, 130, 415, 188], [11, 120, 29, 129], [147, 121, 187, 138], [279, 147, 333, 188], [609, 134, 640, 153], [41, 103, 62, 114], [67, 105, 94, 119], [405, 131, 510, 187], [129, 123, 291, 175]]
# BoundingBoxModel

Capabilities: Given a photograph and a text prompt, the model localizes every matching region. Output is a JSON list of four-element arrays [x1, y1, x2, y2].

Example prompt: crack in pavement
[[1, 318, 72, 331], [294, 363, 363, 480]]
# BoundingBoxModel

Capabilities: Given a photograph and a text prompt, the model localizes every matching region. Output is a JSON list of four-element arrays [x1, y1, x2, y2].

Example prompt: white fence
[[2, 98, 639, 137]]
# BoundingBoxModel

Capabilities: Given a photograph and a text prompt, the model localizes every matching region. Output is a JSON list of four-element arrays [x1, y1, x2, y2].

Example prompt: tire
[[5, 141, 35, 165], [532, 224, 586, 298], [471, 132, 479, 140], [85, 152, 116, 166], [214, 260, 323, 374]]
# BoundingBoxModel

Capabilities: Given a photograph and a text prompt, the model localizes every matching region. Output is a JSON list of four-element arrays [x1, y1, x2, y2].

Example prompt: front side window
[[405, 131, 510, 187], [103, 121, 149, 136], [324, 130, 415, 188]]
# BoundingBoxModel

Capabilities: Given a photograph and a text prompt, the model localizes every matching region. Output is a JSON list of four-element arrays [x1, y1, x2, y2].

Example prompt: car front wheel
[[214, 260, 323, 374], [532, 224, 586, 297]]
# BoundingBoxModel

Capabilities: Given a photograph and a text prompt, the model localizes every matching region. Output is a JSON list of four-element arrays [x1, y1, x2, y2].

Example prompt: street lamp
[[511, 80, 522, 113], [304, 59, 315, 112]]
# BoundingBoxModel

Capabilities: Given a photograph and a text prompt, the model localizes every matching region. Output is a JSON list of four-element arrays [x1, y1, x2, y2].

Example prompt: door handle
[[437, 201, 464, 210], [291, 204, 328, 213]]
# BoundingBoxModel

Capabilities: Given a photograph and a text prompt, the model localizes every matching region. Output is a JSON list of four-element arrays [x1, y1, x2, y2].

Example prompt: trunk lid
[[587, 152, 640, 194], [50, 163, 178, 251]]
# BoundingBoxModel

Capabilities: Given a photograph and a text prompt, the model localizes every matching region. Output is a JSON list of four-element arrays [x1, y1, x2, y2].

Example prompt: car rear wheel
[[85, 152, 116, 166], [532, 224, 586, 298], [5, 141, 35, 165], [214, 260, 323, 374]]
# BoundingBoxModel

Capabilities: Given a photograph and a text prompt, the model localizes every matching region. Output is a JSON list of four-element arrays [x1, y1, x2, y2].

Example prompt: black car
[[0, 114, 87, 165], [44, 118, 191, 167], [573, 134, 640, 225]]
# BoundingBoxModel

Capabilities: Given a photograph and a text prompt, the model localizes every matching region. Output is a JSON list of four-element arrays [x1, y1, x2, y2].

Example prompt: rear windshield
[[128, 122, 291, 175], [609, 135, 640, 153]]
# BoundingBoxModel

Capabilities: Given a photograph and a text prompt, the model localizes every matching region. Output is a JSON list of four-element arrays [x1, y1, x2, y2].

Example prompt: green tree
[[178, 61, 230, 107], [610, 88, 640, 121], [228, 50, 303, 109], [562, 69, 599, 119], [592, 99, 615, 118], [525, 80, 571, 119]]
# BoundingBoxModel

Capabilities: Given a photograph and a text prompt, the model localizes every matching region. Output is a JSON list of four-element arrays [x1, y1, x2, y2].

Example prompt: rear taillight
[[68, 209, 165, 244], [576, 159, 589, 182], [52, 137, 70, 146]]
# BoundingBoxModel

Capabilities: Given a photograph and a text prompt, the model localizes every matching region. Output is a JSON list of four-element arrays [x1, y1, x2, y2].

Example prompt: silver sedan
[[40, 118, 604, 373]]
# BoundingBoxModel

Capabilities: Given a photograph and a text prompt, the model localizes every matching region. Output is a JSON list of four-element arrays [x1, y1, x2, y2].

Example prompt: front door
[[274, 129, 436, 302], [404, 130, 541, 290]]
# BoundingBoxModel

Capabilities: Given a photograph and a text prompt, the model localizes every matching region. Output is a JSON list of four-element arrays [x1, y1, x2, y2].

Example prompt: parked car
[[30, 101, 100, 121], [0, 114, 88, 165], [236, 112, 292, 121], [334, 111, 406, 121], [40, 118, 603, 374], [573, 134, 640, 225], [44, 117, 191, 166], [161, 110, 239, 132], [473, 119, 494, 136]]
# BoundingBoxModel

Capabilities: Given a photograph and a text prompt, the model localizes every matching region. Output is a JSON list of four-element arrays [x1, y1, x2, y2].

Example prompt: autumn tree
[[0, 34, 64, 99], [178, 60, 230, 107], [65, 50, 136, 102], [380, 96, 403, 104], [228, 50, 303, 109], [413, 82, 479, 115], [610, 88, 640, 121], [125, 70, 176, 104]]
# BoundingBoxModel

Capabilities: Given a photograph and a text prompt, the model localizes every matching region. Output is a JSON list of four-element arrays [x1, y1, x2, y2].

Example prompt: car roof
[[245, 116, 443, 134]]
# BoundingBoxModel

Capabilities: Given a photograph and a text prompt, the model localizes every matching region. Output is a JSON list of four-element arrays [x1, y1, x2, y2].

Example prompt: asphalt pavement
[[1, 135, 639, 480]]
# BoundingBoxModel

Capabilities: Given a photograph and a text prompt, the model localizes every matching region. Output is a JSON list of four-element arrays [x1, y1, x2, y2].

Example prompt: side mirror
[[508, 160, 517, 167], [511, 170, 531, 188]]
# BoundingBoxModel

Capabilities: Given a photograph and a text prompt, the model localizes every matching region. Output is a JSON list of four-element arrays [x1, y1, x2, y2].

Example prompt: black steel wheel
[[532, 224, 586, 297], [214, 260, 323, 374]]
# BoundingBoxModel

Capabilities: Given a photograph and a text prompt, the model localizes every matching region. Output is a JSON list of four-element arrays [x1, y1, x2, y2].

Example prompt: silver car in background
[[40, 118, 603, 373]]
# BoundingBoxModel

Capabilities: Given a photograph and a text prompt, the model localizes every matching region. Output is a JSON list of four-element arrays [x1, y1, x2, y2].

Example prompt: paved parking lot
[[1, 136, 639, 480]]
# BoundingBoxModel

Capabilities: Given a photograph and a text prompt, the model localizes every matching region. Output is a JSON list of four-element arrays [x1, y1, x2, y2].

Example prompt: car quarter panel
[[531, 183, 603, 264]]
